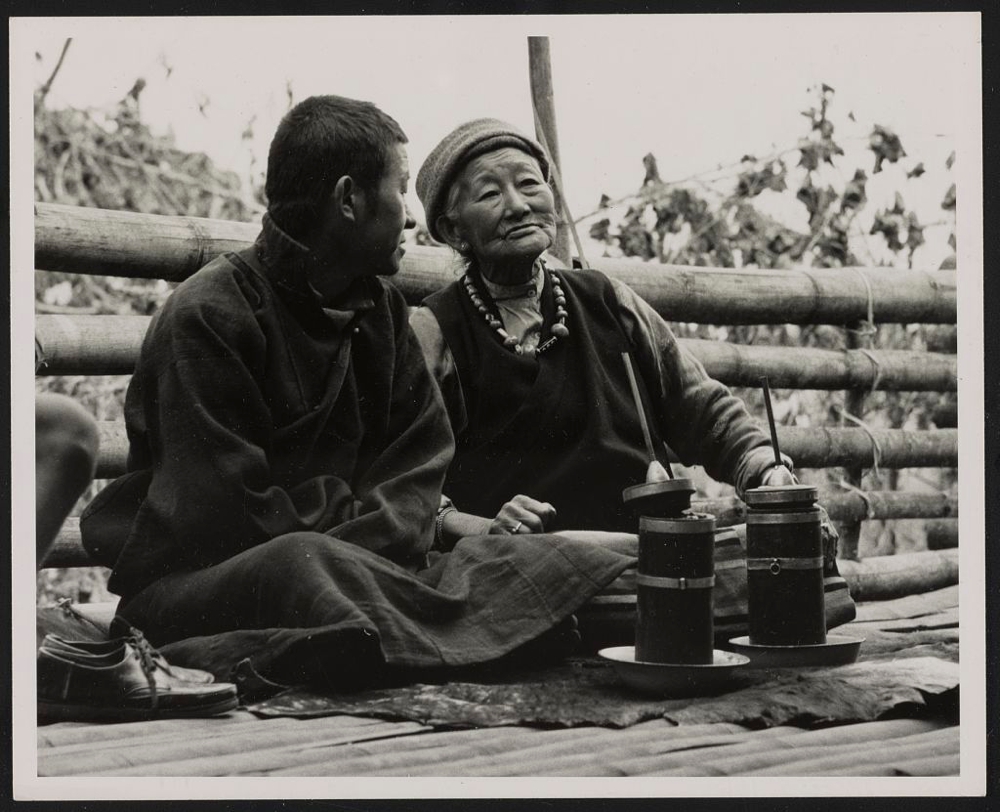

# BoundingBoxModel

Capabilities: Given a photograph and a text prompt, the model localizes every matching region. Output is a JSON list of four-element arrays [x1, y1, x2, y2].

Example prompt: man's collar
[[256, 213, 377, 315]]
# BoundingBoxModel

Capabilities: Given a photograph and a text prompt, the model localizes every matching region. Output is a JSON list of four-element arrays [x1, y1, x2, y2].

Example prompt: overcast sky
[[18, 13, 979, 268]]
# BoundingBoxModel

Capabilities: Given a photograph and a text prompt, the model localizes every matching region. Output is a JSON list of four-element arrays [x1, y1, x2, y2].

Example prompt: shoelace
[[56, 600, 170, 710], [56, 597, 100, 628]]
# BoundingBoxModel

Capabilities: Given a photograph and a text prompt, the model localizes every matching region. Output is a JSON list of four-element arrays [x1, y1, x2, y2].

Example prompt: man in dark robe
[[81, 96, 632, 690]]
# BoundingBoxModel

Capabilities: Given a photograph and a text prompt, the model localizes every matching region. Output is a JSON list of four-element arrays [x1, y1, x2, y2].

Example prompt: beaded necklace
[[462, 265, 570, 356]]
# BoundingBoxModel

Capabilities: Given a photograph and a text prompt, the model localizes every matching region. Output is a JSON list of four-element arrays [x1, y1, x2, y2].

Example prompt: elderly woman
[[410, 119, 796, 547]]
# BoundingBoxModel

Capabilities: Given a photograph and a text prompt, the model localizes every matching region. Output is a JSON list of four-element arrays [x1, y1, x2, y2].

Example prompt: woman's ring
[[509, 521, 523, 534]]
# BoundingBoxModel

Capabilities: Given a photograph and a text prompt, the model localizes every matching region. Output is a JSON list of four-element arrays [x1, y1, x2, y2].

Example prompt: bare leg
[[35, 393, 99, 564]]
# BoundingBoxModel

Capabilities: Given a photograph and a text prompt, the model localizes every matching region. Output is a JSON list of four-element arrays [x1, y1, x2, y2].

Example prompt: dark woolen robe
[[425, 268, 664, 532], [423, 268, 775, 532], [80, 217, 632, 686]]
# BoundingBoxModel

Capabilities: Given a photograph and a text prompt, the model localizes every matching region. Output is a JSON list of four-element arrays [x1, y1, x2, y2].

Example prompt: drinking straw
[[760, 376, 784, 467], [622, 352, 673, 479]]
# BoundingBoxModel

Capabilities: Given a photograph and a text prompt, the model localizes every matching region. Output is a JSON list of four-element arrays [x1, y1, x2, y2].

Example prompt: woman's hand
[[761, 464, 797, 487], [489, 494, 557, 535]]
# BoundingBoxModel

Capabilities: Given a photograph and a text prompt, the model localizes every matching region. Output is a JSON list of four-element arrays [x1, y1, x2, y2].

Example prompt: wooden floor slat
[[86, 721, 433, 777], [733, 726, 961, 777], [644, 724, 958, 777], [39, 716, 429, 776], [39, 713, 386, 755], [37, 710, 261, 748], [254, 727, 530, 776], [396, 722, 777, 778]]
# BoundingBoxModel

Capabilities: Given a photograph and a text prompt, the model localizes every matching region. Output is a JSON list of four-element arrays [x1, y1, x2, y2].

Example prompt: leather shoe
[[38, 639, 238, 723], [41, 632, 217, 685]]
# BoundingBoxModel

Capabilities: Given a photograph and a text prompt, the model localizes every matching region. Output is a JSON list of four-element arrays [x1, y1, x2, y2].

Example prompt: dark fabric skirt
[[116, 532, 633, 689]]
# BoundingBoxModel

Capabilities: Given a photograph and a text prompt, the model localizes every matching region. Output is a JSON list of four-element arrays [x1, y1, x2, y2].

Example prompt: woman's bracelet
[[435, 505, 458, 548]]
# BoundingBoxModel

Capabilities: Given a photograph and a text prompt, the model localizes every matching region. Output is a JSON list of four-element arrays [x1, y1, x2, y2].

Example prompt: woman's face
[[442, 147, 557, 272]]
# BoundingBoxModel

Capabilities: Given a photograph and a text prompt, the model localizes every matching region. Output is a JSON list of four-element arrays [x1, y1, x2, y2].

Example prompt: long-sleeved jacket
[[94, 215, 455, 599]]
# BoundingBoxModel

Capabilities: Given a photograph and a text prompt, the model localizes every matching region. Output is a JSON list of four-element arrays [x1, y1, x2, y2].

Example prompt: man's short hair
[[265, 95, 407, 240]]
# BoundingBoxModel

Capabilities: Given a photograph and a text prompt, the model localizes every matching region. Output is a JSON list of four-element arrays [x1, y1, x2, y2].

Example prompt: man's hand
[[490, 495, 557, 535]]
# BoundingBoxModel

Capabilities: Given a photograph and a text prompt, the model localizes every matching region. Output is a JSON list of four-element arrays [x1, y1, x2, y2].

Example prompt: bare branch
[[36, 38, 73, 107]]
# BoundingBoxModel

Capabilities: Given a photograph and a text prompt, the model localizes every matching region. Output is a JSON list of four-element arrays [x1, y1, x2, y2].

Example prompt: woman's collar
[[480, 259, 545, 302]]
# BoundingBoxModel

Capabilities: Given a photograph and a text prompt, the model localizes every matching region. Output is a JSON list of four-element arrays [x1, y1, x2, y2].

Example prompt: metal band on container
[[636, 573, 716, 590], [746, 509, 821, 526], [639, 515, 716, 534], [746, 556, 824, 575], [744, 484, 817, 508]]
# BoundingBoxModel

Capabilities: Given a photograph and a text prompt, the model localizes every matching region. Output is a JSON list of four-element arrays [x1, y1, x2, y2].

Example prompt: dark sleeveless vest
[[425, 268, 666, 532]]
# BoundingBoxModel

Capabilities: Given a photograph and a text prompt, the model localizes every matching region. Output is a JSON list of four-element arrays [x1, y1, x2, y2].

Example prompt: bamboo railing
[[36, 203, 957, 324], [33, 204, 959, 568], [35, 314, 958, 391], [81, 420, 954, 480]]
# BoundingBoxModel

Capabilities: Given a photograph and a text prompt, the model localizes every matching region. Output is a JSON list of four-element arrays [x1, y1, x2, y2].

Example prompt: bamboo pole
[[835, 548, 959, 601], [776, 425, 957, 468], [42, 519, 97, 568], [41, 493, 957, 570], [35, 314, 148, 375], [528, 36, 571, 265], [682, 339, 957, 391], [592, 256, 957, 325], [926, 518, 959, 549], [853, 584, 958, 623], [34, 204, 957, 325], [595, 549, 958, 604], [34, 202, 259, 282], [839, 325, 874, 559], [813, 490, 958, 522], [692, 490, 958, 526], [87, 418, 957, 481], [34, 314, 959, 390]]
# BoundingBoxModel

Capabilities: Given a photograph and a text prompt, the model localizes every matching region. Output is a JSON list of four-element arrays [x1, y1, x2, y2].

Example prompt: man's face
[[353, 142, 415, 277]]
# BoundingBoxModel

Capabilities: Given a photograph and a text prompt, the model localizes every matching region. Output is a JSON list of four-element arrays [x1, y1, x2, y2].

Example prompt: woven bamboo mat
[[37, 587, 962, 777], [38, 713, 958, 777]]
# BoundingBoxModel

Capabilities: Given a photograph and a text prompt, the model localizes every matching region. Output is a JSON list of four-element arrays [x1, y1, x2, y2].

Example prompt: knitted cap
[[416, 118, 551, 242]]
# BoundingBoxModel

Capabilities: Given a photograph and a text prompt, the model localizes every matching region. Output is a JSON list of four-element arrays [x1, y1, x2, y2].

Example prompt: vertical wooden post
[[839, 326, 871, 561], [528, 36, 572, 266]]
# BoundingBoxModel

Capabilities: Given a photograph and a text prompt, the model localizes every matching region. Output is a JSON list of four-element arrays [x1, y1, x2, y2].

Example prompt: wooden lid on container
[[622, 478, 695, 518]]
